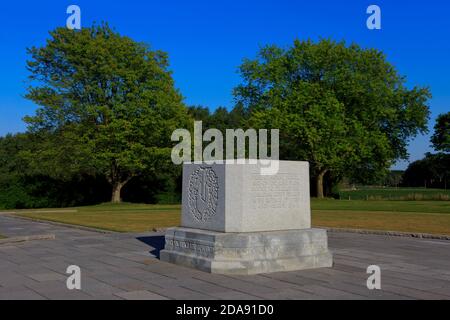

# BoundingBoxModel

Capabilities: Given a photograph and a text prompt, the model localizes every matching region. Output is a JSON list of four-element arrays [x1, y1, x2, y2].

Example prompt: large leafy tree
[[25, 24, 189, 203], [234, 39, 431, 197], [431, 112, 450, 153]]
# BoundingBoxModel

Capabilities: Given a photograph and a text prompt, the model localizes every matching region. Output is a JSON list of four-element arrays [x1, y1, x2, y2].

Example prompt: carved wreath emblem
[[188, 167, 219, 222]]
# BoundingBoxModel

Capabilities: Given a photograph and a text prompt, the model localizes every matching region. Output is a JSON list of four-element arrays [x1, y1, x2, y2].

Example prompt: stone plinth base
[[160, 227, 333, 275]]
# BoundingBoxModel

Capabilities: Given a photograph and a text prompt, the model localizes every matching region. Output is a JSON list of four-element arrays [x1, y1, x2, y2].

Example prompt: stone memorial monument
[[160, 161, 333, 275]]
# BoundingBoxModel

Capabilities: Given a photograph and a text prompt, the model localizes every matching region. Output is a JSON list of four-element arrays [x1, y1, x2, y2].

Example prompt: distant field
[[3, 200, 449, 235], [338, 187, 450, 201], [311, 199, 450, 214]]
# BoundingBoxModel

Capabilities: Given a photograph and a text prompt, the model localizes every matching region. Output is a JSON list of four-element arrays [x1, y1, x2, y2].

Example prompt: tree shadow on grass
[[136, 235, 165, 259]]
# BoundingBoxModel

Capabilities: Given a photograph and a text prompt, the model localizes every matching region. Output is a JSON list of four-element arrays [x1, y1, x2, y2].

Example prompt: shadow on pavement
[[136, 235, 165, 259]]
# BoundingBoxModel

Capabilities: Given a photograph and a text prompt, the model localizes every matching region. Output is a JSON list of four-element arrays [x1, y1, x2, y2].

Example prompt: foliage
[[234, 39, 431, 197], [24, 23, 189, 202], [402, 153, 450, 189], [0, 133, 176, 209], [431, 112, 450, 153], [187, 104, 249, 131]]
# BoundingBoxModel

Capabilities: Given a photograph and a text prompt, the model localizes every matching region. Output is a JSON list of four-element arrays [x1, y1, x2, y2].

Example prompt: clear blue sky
[[0, 0, 449, 169]]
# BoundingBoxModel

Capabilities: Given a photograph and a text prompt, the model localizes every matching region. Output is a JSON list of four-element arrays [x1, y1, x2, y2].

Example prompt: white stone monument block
[[161, 161, 333, 275], [181, 161, 311, 233]]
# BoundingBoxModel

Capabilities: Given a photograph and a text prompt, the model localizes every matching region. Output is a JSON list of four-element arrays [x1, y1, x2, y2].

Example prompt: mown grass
[[14, 203, 181, 233], [338, 187, 450, 201], [311, 199, 450, 214], [4, 200, 450, 235], [312, 199, 450, 235], [312, 210, 450, 235]]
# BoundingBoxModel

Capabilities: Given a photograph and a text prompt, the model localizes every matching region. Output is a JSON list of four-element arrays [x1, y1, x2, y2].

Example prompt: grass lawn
[[311, 199, 450, 214], [311, 199, 450, 235], [12, 203, 181, 233], [0, 235, 6, 239], [312, 210, 450, 235], [338, 187, 450, 201], [3, 200, 450, 235]]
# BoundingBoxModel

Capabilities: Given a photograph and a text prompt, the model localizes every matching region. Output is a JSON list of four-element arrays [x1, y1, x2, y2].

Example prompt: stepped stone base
[[160, 227, 333, 275]]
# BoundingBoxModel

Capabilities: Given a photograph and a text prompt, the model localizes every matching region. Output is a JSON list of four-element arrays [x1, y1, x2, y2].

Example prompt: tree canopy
[[234, 39, 431, 197], [403, 153, 450, 189], [24, 24, 189, 202], [431, 112, 450, 153]]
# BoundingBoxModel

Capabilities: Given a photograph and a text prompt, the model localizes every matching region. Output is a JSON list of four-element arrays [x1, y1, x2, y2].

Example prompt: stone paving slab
[[1, 215, 450, 300], [114, 290, 169, 300]]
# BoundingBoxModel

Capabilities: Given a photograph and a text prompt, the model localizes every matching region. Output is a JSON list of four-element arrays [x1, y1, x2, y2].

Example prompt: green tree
[[187, 104, 248, 131], [431, 112, 450, 153], [25, 24, 189, 203], [403, 153, 450, 189], [187, 105, 211, 124], [234, 39, 431, 197], [0, 134, 33, 209], [384, 170, 404, 188]]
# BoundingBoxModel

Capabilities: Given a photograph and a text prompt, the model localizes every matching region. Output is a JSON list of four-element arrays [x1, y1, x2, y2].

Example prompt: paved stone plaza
[[0, 215, 450, 300]]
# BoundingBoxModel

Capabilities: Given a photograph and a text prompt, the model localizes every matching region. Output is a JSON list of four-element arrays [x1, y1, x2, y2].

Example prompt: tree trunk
[[111, 182, 124, 203], [110, 175, 135, 203], [316, 169, 328, 199]]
